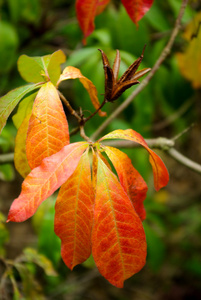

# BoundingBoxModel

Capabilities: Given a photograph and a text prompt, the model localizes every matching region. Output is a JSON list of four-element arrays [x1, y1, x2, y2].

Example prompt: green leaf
[[17, 50, 66, 85], [47, 50, 66, 86], [17, 55, 47, 83], [12, 91, 37, 129], [0, 84, 41, 134]]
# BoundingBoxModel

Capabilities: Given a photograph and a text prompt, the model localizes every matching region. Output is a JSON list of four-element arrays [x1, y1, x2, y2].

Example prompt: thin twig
[[90, 0, 189, 141], [84, 98, 107, 122], [58, 91, 81, 121]]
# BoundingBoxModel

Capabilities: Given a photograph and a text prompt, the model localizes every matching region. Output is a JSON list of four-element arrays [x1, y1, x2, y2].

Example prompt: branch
[[102, 137, 201, 175], [1, 136, 201, 174], [91, 0, 189, 141], [167, 148, 201, 174], [0, 153, 14, 164]]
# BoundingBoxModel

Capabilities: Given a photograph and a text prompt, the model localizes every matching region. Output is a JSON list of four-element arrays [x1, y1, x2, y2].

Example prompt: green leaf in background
[[0, 20, 19, 73], [0, 212, 9, 256], [32, 196, 61, 266], [12, 91, 37, 129], [143, 222, 166, 272], [0, 83, 41, 134], [8, 0, 41, 24], [0, 164, 15, 181]]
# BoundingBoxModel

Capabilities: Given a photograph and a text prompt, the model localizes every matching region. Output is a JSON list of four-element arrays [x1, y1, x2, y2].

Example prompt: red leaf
[[99, 129, 169, 191], [121, 0, 154, 25], [7, 142, 88, 223], [92, 155, 146, 288], [104, 146, 148, 221], [26, 82, 69, 169], [54, 150, 94, 269], [76, 0, 110, 43]]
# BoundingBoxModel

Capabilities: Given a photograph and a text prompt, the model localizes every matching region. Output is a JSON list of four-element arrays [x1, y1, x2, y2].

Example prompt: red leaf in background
[[99, 129, 169, 191], [54, 150, 94, 269], [76, 0, 153, 42], [92, 155, 146, 288], [76, 0, 110, 43], [104, 146, 148, 220], [7, 142, 88, 223], [121, 0, 154, 25]]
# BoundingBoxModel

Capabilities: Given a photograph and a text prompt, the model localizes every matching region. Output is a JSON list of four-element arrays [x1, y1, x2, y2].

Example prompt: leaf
[[104, 146, 148, 221], [26, 82, 69, 169], [76, 0, 153, 42], [17, 50, 66, 85], [17, 55, 47, 83], [12, 91, 37, 130], [177, 12, 201, 88], [121, 0, 154, 25], [14, 113, 32, 178], [58, 66, 106, 116], [99, 129, 169, 191], [47, 50, 66, 86], [76, 0, 110, 43], [92, 156, 146, 288], [0, 83, 41, 134], [54, 150, 94, 270], [7, 142, 88, 222]]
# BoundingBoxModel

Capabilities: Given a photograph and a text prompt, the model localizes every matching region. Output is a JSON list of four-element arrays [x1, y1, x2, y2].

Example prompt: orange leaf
[[54, 150, 94, 269], [104, 146, 148, 221], [26, 82, 69, 169], [14, 113, 32, 178], [99, 129, 169, 191], [7, 142, 88, 223], [76, 0, 110, 43], [58, 66, 106, 116], [92, 156, 146, 288], [121, 0, 154, 25]]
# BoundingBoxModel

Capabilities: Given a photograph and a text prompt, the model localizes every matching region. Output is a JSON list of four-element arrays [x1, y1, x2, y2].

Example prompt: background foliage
[[0, 0, 201, 299]]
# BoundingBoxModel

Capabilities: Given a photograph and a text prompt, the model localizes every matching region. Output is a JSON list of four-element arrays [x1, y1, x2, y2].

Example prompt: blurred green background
[[0, 0, 201, 299]]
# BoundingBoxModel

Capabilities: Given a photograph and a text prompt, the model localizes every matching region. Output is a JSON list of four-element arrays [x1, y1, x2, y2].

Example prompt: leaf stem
[[90, 0, 189, 140]]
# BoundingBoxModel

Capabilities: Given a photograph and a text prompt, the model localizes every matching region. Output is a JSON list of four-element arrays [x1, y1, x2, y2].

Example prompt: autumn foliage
[[76, 0, 154, 43], [0, 1, 170, 288]]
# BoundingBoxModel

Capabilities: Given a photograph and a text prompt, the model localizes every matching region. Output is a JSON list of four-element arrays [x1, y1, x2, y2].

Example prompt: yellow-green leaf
[[14, 113, 31, 178]]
